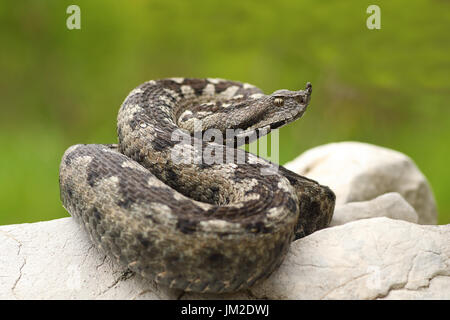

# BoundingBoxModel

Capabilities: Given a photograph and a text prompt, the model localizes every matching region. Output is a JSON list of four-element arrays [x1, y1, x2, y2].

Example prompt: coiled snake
[[59, 78, 335, 293]]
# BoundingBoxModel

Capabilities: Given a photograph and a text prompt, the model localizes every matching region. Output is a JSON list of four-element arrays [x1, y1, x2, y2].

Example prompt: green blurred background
[[0, 0, 449, 225]]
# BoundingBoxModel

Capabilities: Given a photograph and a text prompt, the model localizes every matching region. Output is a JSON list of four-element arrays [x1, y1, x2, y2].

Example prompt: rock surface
[[0, 218, 180, 300], [250, 217, 450, 300], [1, 217, 449, 300], [284, 141, 438, 224], [331, 192, 419, 226]]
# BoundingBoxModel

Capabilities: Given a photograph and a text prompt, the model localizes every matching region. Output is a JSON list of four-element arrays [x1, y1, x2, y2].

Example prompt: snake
[[59, 78, 335, 293]]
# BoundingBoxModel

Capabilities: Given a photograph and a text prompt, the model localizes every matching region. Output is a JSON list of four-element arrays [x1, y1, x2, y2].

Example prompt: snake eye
[[274, 98, 284, 106]]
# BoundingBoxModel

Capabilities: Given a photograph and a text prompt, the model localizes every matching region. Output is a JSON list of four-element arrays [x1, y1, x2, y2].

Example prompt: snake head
[[239, 82, 312, 135], [231, 82, 312, 146], [267, 82, 312, 130]]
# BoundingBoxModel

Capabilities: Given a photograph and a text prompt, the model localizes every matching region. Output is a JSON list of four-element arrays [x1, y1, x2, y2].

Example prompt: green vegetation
[[0, 0, 449, 225]]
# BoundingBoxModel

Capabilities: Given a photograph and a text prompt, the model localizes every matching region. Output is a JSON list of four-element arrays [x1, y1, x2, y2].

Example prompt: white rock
[[0, 218, 181, 300], [284, 141, 438, 224], [250, 217, 450, 300], [331, 192, 419, 226], [1, 217, 449, 299]]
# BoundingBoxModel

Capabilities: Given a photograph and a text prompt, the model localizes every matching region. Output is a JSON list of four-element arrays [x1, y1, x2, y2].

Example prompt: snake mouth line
[[233, 118, 290, 145], [227, 120, 287, 148], [269, 119, 287, 130]]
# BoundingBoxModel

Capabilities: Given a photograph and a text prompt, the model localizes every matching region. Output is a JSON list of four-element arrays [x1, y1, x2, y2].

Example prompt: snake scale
[[59, 78, 335, 293]]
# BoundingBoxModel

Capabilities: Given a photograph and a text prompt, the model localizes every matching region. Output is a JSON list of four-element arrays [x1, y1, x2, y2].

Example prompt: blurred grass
[[0, 0, 449, 225]]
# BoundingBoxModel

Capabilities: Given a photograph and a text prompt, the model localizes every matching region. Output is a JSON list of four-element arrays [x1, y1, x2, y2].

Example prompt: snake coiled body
[[59, 78, 335, 293]]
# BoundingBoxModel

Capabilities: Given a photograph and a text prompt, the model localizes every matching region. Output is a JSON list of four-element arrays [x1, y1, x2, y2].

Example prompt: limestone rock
[[250, 217, 450, 300], [284, 141, 438, 224], [331, 192, 418, 226], [1, 217, 449, 299], [0, 218, 180, 300]]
